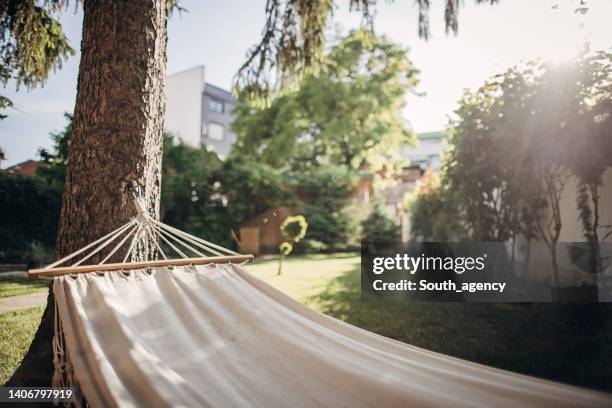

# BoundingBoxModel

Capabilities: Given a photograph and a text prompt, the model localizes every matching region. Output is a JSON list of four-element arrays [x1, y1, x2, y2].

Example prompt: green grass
[[247, 253, 612, 392], [247, 253, 359, 308], [0, 306, 44, 384], [0, 275, 48, 298]]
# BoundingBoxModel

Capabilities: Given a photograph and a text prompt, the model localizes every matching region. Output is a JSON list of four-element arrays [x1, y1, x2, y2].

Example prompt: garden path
[[0, 292, 47, 314]]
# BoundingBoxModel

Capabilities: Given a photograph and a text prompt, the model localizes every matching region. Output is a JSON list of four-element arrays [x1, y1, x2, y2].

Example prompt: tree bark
[[6, 0, 168, 388]]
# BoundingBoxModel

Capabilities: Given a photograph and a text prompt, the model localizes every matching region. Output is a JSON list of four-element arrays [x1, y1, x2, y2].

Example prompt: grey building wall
[[400, 131, 447, 173], [201, 83, 237, 158]]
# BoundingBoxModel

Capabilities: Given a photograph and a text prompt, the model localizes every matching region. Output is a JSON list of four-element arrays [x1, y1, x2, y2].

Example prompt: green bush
[[280, 215, 308, 243], [341, 202, 371, 248], [361, 203, 398, 244], [407, 173, 466, 242], [161, 134, 235, 248], [278, 215, 308, 275], [221, 156, 291, 225], [23, 242, 55, 266], [290, 166, 358, 251], [0, 173, 61, 264], [294, 239, 328, 254], [279, 242, 293, 256]]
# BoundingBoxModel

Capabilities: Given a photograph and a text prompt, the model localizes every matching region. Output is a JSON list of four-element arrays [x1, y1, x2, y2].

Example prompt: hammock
[[31, 195, 612, 407]]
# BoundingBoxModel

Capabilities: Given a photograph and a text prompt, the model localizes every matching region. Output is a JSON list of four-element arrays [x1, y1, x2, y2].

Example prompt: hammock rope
[[29, 194, 251, 279]]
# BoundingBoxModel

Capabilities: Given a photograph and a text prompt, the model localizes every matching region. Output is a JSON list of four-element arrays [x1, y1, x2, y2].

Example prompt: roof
[[240, 206, 300, 228], [398, 130, 448, 169], [417, 131, 447, 141], [166, 66, 237, 104], [3, 160, 40, 177], [204, 83, 237, 104]]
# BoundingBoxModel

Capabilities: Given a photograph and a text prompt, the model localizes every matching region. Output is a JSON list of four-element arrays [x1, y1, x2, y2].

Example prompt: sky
[[1, 0, 611, 167]]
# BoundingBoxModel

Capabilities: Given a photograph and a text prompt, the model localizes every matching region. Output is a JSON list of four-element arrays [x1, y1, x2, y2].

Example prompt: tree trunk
[[6, 0, 168, 388], [589, 182, 602, 279], [522, 237, 531, 281], [278, 253, 284, 276], [551, 243, 559, 286]]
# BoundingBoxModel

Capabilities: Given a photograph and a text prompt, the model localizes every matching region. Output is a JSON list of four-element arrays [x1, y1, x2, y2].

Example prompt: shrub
[[290, 166, 357, 251], [294, 239, 328, 254], [161, 134, 233, 248], [24, 242, 55, 267], [407, 172, 465, 242], [0, 173, 61, 263], [279, 242, 293, 256], [221, 157, 290, 224], [361, 203, 399, 244], [278, 215, 308, 275], [280, 215, 308, 243]]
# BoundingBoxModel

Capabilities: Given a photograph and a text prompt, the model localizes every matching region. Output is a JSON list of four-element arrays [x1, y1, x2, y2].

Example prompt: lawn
[[1, 254, 610, 392], [0, 306, 44, 384], [246, 253, 359, 308], [0, 275, 48, 298], [247, 253, 612, 392]]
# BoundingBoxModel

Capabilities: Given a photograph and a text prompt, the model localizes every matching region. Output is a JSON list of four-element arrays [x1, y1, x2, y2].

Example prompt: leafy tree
[[526, 53, 611, 283], [220, 156, 291, 224], [443, 65, 542, 242], [233, 30, 417, 172], [37, 113, 72, 189], [290, 166, 356, 251], [231, 93, 301, 168], [161, 134, 233, 248], [277, 214, 308, 275], [361, 201, 398, 244], [529, 156, 570, 285], [408, 171, 465, 241], [561, 51, 612, 273], [442, 52, 612, 284], [443, 62, 564, 278]]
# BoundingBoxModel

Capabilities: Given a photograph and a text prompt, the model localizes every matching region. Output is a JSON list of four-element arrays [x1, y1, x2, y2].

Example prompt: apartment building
[[165, 66, 238, 158]]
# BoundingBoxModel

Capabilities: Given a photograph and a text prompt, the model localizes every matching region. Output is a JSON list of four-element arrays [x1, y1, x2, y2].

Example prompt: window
[[209, 99, 224, 113], [421, 138, 437, 145], [207, 122, 224, 141]]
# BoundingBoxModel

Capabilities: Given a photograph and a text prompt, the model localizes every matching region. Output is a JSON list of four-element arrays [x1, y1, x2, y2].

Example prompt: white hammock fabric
[[52, 263, 612, 408]]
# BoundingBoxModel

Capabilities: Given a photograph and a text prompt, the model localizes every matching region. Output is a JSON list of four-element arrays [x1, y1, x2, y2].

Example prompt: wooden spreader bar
[[28, 188, 253, 280], [29, 255, 254, 279]]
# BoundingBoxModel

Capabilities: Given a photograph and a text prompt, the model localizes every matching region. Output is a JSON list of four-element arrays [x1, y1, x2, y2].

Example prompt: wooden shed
[[238, 207, 300, 256]]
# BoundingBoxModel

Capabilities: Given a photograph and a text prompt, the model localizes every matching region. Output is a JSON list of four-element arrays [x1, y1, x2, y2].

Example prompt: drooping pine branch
[[0, 0, 182, 119], [0, 0, 74, 118], [236, 0, 499, 101]]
